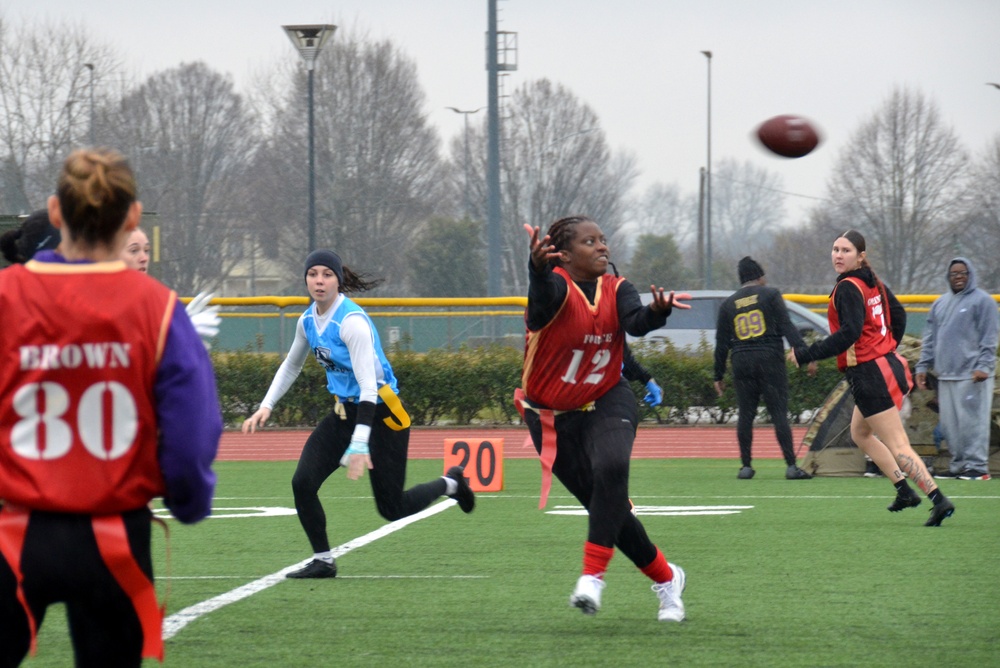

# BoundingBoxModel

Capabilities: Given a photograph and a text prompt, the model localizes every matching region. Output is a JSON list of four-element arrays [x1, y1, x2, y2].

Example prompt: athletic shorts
[[845, 353, 912, 417]]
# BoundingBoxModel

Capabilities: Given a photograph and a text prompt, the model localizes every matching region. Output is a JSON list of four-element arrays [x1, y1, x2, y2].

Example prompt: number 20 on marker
[[443, 439, 504, 492]]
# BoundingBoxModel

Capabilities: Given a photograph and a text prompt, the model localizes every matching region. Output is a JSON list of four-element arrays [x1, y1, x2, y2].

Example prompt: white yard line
[[163, 498, 457, 639]]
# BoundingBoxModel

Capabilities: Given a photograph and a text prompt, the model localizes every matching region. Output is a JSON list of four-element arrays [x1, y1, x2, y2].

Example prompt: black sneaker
[[933, 469, 959, 479], [287, 559, 338, 579], [924, 497, 955, 526], [446, 466, 476, 513], [887, 489, 921, 512], [956, 470, 991, 481], [737, 466, 755, 480], [786, 465, 813, 480]]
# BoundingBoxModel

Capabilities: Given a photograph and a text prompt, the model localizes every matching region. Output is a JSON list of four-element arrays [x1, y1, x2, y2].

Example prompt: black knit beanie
[[737, 256, 765, 284], [304, 249, 344, 285], [3, 210, 60, 263]]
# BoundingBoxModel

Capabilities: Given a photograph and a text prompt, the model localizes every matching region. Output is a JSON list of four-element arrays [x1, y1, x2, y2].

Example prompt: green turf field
[[22, 459, 1000, 667]]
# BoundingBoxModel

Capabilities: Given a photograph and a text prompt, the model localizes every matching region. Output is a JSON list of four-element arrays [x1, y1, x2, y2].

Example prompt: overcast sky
[[9, 0, 1000, 223]]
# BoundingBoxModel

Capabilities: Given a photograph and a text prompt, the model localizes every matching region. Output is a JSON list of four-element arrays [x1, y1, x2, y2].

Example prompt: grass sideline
[[23, 459, 999, 668]]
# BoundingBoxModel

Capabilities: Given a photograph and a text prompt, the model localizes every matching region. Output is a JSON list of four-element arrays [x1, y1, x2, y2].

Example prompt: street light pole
[[701, 50, 713, 288], [486, 0, 503, 298], [83, 63, 95, 146], [307, 67, 316, 251], [446, 107, 483, 220], [283, 24, 337, 252]]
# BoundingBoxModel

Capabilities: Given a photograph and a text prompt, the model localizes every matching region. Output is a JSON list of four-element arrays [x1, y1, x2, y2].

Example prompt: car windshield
[[660, 301, 721, 329]]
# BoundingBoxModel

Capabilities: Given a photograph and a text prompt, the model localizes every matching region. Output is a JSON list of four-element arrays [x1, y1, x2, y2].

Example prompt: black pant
[[0, 507, 151, 668], [524, 380, 659, 570], [291, 400, 446, 554], [732, 349, 797, 467]]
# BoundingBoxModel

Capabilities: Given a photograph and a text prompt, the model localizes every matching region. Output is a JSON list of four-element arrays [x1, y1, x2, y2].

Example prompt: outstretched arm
[[523, 224, 569, 331], [242, 318, 310, 433]]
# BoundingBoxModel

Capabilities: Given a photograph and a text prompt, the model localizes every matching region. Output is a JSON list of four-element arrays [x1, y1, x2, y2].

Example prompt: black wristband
[[355, 400, 376, 428]]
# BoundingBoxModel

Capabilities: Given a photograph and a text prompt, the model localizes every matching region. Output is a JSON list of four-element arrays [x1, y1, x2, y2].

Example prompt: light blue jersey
[[301, 296, 398, 401]]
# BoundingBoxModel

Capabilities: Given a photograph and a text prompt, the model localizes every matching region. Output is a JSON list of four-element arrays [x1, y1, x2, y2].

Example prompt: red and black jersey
[[522, 267, 626, 410], [828, 276, 896, 370], [794, 268, 906, 370], [0, 260, 176, 514]]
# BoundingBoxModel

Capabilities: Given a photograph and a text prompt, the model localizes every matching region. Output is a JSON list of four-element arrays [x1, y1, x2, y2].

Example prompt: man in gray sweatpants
[[915, 257, 999, 480]]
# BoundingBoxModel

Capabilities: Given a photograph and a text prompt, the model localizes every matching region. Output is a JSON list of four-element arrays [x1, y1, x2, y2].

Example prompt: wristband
[[340, 439, 370, 467]]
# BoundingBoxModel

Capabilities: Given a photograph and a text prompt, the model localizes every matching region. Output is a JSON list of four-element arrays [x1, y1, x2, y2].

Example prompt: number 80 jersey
[[522, 268, 625, 411], [0, 261, 174, 514]]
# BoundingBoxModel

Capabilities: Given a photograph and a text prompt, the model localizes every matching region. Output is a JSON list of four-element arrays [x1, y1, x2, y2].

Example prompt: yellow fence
[[189, 294, 1000, 354]]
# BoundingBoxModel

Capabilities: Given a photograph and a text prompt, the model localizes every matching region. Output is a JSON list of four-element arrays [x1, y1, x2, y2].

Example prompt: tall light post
[[83, 63, 95, 146], [446, 107, 483, 220], [283, 24, 337, 252], [486, 1, 503, 297], [701, 50, 712, 288]]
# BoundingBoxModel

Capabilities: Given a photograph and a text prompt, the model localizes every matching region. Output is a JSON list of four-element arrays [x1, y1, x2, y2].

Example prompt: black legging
[[1, 508, 152, 668], [732, 348, 798, 467], [524, 380, 659, 570], [291, 400, 446, 554]]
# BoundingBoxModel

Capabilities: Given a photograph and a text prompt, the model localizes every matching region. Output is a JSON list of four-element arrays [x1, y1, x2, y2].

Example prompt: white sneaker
[[569, 574, 605, 615], [653, 563, 686, 622]]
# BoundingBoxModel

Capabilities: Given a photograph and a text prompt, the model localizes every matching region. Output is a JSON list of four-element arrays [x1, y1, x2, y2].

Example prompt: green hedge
[[625, 340, 842, 425], [213, 344, 843, 429]]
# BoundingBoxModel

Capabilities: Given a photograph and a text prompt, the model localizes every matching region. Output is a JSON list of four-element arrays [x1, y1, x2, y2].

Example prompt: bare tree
[[0, 17, 121, 212], [825, 87, 970, 291], [254, 31, 447, 294], [758, 208, 844, 293], [456, 79, 637, 295], [629, 182, 699, 244], [709, 157, 786, 262], [107, 62, 258, 294], [953, 133, 1000, 292]]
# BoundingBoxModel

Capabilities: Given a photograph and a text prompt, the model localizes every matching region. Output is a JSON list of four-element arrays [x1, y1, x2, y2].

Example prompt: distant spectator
[[915, 258, 998, 481]]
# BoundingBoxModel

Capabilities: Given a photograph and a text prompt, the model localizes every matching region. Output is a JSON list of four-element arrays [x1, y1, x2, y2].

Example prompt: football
[[755, 114, 821, 158]]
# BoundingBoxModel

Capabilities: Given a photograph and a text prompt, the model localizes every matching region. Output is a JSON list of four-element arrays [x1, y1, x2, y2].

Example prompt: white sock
[[314, 551, 334, 564], [442, 476, 458, 496]]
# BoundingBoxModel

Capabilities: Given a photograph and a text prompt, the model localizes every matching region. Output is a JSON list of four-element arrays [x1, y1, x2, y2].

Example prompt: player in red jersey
[[789, 229, 954, 526], [516, 216, 691, 622], [0, 148, 220, 665]]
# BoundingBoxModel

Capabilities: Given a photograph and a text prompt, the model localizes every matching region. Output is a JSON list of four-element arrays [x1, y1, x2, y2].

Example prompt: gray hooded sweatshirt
[[915, 256, 999, 380]]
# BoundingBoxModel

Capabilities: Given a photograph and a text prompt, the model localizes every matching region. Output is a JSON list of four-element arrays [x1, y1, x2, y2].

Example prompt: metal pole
[[84, 63, 95, 146], [463, 113, 472, 219], [486, 0, 503, 297], [697, 167, 705, 288], [702, 50, 713, 288], [282, 25, 336, 253], [308, 66, 316, 252]]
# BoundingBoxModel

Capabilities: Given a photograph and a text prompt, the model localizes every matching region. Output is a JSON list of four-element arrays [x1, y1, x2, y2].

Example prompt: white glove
[[185, 291, 220, 348]]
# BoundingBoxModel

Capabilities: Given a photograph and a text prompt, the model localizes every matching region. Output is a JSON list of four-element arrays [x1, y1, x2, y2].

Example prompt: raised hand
[[523, 224, 560, 270], [648, 286, 693, 313]]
